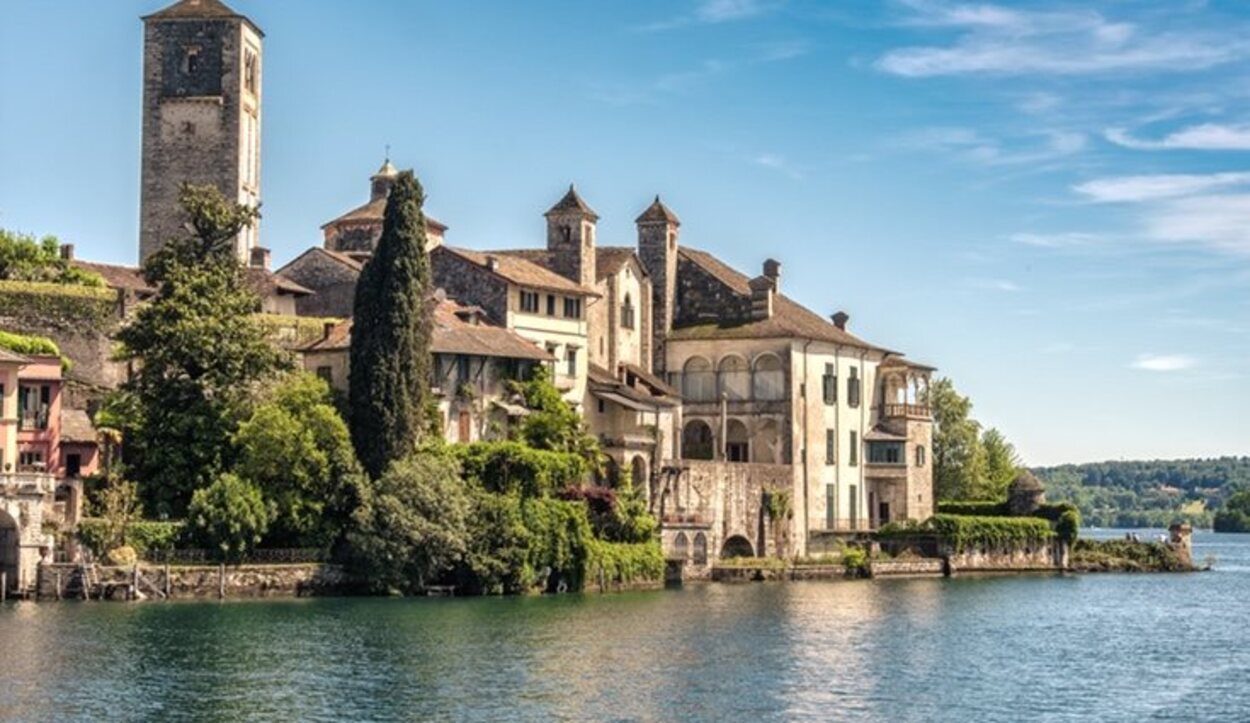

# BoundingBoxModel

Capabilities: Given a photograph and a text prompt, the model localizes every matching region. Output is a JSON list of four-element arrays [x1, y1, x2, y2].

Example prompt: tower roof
[[635, 195, 680, 226], [371, 158, 400, 179], [544, 184, 599, 221], [143, 0, 263, 35]]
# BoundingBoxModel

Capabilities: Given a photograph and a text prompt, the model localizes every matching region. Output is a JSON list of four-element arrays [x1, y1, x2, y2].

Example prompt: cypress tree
[[349, 171, 433, 478]]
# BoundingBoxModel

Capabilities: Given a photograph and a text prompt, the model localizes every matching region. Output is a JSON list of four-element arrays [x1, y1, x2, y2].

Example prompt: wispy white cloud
[[637, 0, 781, 32], [1073, 172, 1250, 203], [1017, 91, 1062, 115], [904, 127, 1085, 166], [753, 152, 803, 179], [973, 278, 1022, 292], [877, 2, 1248, 77], [1130, 353, 1197, 372], [1010, 231, 1111, 248], [1145, 193, 1250, 255], [588, 42, 802, 106], [1106, 123, 1250, 150]]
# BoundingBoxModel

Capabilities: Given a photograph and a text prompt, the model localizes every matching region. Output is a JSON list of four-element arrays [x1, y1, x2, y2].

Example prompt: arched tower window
[[753, 354, 785, 400], [682, 420, 715, 460], [718, 355, 750, 400], [621, 293, 635, 330], [681, 357, 715, 401]]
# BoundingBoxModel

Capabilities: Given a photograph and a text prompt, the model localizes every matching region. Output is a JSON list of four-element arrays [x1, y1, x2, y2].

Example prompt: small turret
[[636, 195, 680, 374], [544, 184, 598, 288]]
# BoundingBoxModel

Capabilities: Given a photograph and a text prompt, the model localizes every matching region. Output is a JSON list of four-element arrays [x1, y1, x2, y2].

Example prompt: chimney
[[322, 322, 336, 340], [749, 275, 776, 320], [763, 258, 780, 291], [59, 243, 75, 261], [485, 255, 500, 272], [831, 311, 849, 330], [249, 246, 271, 271]]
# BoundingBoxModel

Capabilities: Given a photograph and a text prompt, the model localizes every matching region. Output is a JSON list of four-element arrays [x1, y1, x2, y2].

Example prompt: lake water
[[2, 531, 1247, 722]]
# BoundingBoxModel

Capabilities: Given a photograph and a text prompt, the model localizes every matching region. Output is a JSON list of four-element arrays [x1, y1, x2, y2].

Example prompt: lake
[[1, 531, 1247, 721]]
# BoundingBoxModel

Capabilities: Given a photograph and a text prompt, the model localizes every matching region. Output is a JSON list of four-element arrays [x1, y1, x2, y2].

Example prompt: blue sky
[[2, 0, 1248, 465]]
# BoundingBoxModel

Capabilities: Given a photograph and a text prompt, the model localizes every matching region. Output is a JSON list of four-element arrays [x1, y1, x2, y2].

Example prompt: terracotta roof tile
[[487, 246, 640, 282], [60, 408, 97, 444], [437, 246, 599, 297], [71, 260, 154, 295], [321, 196, 448, 232], [0, 348, 29, 364], [275, 246, 364, 278], [303, 299, 553, 362]]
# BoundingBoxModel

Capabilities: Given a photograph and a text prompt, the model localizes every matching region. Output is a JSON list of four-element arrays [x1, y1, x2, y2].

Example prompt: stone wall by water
[[37, 563, 352, 600]]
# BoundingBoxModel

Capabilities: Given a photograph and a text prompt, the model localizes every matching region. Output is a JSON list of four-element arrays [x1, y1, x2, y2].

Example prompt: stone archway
[[720, 534, 755, 559], [0, 509, 19, 594], [673, 531, 690, 560], [693, 532, 708, 565]]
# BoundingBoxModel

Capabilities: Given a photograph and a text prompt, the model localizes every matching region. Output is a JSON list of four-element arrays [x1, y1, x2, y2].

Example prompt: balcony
[[18, 409, 50, 432], [883, 403, 931, 420], [0, 472, 55, 495]]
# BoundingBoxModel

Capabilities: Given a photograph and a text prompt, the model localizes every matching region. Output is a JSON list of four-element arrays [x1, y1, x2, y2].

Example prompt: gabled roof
[[545, 185, 599, 221], [303, 299, 554, 362], [588, 362, 680, 409], [71, 260, 155, 295], [635, 196, 680, 226], [879, 354, 937, 372], [321, 196, 448, 232], [244, 267, 312, 296], [669, 247, 886, 351], [0, 348, 30, 365], [143, 0, 263, 34], [435, 246, 599, 297], [60, 408, 97, 444], [275, 246, 364, 277]]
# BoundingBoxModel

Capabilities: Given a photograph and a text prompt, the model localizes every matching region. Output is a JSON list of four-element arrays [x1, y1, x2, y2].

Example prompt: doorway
[[0, 511, 19, 594]]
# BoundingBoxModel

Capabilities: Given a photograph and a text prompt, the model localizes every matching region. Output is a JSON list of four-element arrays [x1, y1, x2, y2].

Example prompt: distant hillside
[[1032, 457, 1250, 529]]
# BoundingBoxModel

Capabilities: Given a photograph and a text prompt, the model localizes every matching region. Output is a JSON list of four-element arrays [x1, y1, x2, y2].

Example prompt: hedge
[[937, 500, 1009, 516], [456, 442, 589, 498], [0, 279, 117, 327], [77, 518, 185, 558], [927, 514, 1054, 552], [588, 539, 665, 586], [254, 314, 342, 347]]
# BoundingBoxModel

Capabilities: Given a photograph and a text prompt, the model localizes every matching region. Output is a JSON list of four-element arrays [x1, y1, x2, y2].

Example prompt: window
[[546, 294, 556, 316], [621, 294, 635, 329], [825, 429, 836, 465], [19, 384, 50, 430], [315, 366, 333, 384], [718, 356, 750, 401], [867, 441, 904, 465], [725, 419, 749, 462], [849, 484, 859, 529], [848, 366, 861, 408], [752, 354, 785, 400], [19, 451, 44, 469], [822, 363, 837, 405], [597, 399, 605, 414], [183, 47, 201, 75], [681, 357, 716, 402], [563, 297, 582, 319], [520, 290, 539, 313], [457, 355, 471, 384], [917, 445, 926, 467], [682, 420, 715, 460], [566, 347, 578, 377], [825, 484, 836, 530], [848, 430, 858, 467], [244, 49, 258, 93]]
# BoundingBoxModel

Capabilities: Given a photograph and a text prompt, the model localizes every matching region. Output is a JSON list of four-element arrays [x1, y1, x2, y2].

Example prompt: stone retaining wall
[[38, 562, 353, 600]]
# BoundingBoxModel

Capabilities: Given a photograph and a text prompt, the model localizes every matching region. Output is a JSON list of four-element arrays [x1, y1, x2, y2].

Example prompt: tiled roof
[[588, 362, 680, 408], [545, 185, 599, 220], [0, 348, 29, 364], [244, 267, 313, 296], [60, 408, 97, 444], [144, 0, 241, 20], [321, 196, 448, 232], [72, 260, 154, 295], [436, 246, 599, 297], [275, 246, 364, 277], [485, 246, 641, 282], [880, 354, 937, 372], [303, 299, 554, 362], [668, 247, 886, 351], [864, 425, 907, 442], [635, 196, 680, 225]]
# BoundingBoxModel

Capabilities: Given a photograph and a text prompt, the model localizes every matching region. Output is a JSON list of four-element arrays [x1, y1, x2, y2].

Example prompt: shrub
[[927, 514, 1054, 552], [185, 473, 271, 562], [841, 546, 869, 575], [520, 497, 594, 592], [106, 546, 138, 566], [77, 518, 184, 558], [587, 539, 664, 586], [455, 441, 588, 497], [1055, 509, 1081, 543], [937, 500, 1009, 516]]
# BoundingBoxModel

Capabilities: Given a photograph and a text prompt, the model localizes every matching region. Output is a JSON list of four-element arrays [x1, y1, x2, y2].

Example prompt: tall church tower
[[139, 0, 263, 263]]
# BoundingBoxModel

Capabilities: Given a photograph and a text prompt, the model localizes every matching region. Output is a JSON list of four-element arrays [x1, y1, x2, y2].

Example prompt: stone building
[[139, 0, 265, 264], [300, 295, 554, 444], [277, 160, 448, 318]]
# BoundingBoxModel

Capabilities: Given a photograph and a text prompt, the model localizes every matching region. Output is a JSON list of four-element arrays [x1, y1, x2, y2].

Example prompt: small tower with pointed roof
[[544, 185, 598, 288], [370, 158, 399, 201], [139, 0, 264, 263], [636, 195, 680, 374]]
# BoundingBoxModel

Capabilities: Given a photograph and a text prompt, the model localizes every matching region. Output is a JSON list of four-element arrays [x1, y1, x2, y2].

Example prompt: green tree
[[927, 377, 988, 501], [113, 184, 286, 517], [982, 427, 1022, 499], [511, 366, 601, 470], [186, 473, 271, 562], [349, 171, 434, 479], [347, 449, 470, 593], [235, 372, 365, 548], [1214, 490, 1250, 533], [0, 228, 103, 286]]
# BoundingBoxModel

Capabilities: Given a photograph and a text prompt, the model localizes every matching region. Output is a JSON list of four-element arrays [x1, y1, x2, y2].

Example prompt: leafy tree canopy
[[0, 228, 103, 286], [186, 472, 271, 562]]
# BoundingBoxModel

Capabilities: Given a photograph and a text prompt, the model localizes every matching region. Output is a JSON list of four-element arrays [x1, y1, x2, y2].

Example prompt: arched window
[[753, 354, 785, 400], [673, 532, 690, 560], [621, 293, 635, 330], [718, 355, 750, 401], [681, 357, 715, 401], [752, 419, 779, 464], [725, 419, 749, 462], [681, 420, 715, 460], [693, 533, 708, 565]]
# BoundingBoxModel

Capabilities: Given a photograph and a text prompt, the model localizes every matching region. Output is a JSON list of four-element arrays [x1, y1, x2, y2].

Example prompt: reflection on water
[[1, 532, 1247, 722]]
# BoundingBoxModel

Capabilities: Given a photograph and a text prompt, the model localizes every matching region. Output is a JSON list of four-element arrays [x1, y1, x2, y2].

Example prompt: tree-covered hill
[[1033, 457, 1250, 529]]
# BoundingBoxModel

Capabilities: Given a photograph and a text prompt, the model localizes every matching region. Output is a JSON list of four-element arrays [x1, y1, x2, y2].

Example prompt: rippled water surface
[[1, 531, 1247, 721]]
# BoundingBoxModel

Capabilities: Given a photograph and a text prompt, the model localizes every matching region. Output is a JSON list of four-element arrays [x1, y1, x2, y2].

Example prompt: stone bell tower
[[138, 0, 263, 263], [544, 185, 598, 289]]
